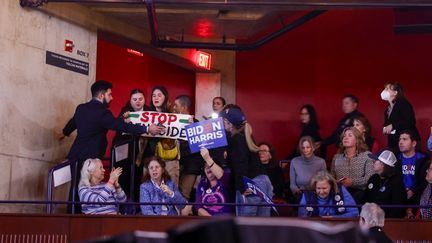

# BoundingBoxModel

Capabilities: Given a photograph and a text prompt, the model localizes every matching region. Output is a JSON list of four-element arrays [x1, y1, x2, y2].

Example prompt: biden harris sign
[[185, 118, 227, 153]]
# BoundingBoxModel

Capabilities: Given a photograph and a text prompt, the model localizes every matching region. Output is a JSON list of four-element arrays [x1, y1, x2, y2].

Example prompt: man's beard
[[103, 98, 110, 108]]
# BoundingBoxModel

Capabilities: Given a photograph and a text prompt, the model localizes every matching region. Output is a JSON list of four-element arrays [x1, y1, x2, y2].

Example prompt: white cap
[[368, 150, 397, 167]]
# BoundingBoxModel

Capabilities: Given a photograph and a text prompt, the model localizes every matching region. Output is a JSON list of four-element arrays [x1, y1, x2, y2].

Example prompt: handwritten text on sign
[[185, 118, 227, 153], [129, 111, 192, 140]]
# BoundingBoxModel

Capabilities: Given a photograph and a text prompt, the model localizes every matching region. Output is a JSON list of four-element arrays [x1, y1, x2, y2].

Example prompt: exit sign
[[195, 51, 211, 70]]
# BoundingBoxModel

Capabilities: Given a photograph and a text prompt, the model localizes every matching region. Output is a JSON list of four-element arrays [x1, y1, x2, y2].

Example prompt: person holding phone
[[140, 156, 186, 215]]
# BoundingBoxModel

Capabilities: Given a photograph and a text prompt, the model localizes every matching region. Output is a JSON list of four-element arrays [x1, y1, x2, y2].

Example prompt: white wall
[[0, 0, 97, 212]]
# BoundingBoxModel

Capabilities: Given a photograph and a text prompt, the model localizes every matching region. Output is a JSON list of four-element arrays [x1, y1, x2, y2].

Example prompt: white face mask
[[380, 90, 390, 101]]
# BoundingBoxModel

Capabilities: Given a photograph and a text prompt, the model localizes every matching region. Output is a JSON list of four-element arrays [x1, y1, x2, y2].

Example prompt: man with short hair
[[319, 94, 364, 153], [398, 129, 429, 217], [359, 203, 392, 243], [62, 80, 164, 213]]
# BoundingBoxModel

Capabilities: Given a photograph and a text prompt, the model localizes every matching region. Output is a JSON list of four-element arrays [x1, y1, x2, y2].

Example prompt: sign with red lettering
[[195, 51, 211, 70], [128, 111, 192, 140]]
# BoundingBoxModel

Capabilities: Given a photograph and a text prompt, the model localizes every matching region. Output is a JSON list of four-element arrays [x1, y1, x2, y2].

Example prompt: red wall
[[96, 38, 196, 157], [236, 9, 432, 161]]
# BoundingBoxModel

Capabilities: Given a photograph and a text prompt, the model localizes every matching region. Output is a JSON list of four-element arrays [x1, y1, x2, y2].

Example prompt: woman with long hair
[[353, 116, 380, 154], [290, 136, 326, 202], [287, 104, 325, 159], [219, 106, 273, 216], [380, 82, 420, 151], [331, 127, 374, 204]]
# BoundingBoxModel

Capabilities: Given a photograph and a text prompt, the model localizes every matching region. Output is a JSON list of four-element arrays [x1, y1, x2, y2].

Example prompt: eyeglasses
[[300, 112, 309, 115], [258, 150, 270, 153]]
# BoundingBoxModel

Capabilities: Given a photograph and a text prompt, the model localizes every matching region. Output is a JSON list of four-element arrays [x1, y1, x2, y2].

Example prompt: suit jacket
[[63, 99, 147, 161]]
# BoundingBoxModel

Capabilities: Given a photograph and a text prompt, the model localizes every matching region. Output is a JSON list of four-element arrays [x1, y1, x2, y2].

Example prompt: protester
[[61, 80, 163, 213]]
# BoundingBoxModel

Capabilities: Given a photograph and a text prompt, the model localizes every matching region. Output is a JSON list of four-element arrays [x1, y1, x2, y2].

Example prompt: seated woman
[[331, 127, 374, 204], [195, 147, 234, 216], [258, 142, 286, 200], [298, 171, 359, 218], [419, 160, 432, 219], [353, 116, 380, 153], [290, 136, 326, 202], [364, 150, 406, 218], [78, 158, 126, 214], [140, 156, 186, 215]]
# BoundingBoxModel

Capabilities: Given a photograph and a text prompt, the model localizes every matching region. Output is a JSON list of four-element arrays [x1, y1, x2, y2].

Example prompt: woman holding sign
[[113, 89, 149, 213], [195, 147, 233, 216], [140, 156, 186, 215], [219, 106, 274, 217]]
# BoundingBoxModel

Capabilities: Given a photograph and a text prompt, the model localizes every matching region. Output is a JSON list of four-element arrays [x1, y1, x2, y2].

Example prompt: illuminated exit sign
[[195, 51, 211, 70]]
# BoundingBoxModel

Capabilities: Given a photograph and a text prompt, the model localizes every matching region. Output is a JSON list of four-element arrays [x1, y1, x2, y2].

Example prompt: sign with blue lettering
[[185, 117, 227, 153]]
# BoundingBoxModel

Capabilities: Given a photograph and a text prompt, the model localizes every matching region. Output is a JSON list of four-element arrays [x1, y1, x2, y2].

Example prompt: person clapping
[[78, 159, 126, 214]]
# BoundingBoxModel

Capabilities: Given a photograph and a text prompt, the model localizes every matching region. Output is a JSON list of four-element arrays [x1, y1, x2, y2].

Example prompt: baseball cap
[[368, 150, 397, 167], [219, 108, 246, 128]]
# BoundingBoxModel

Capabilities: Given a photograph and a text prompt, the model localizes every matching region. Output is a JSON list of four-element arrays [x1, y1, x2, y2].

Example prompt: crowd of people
[[61, 80, 432, 222]]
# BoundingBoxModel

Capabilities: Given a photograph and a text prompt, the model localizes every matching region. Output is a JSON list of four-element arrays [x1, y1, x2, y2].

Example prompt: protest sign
[[185, 117, 227, 153], [129, 111, 192, 140]]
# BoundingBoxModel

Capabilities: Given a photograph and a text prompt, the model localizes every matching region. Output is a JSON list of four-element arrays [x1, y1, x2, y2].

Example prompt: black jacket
[[384, 97, 419, 151], [227, 133, 265, 193], [322, 110, 363, 147], [64, 99, 147, 161], [363, 173, 407, 218]]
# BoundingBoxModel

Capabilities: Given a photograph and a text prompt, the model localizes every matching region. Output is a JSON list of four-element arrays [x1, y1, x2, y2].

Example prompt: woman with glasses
[[258, 142, 286, 199]]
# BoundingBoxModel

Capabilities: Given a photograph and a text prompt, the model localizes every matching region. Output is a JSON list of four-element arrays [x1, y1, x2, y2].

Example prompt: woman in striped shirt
[[78, 158, 126, 214]]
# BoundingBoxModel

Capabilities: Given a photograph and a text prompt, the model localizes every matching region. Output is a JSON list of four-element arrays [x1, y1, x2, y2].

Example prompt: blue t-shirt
[[399, 152, 426, 190]]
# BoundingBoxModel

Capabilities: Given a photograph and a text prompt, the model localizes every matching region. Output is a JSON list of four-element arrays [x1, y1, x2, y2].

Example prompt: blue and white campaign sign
[[185, 117, 227, 153], [243, 176, 278, 214]]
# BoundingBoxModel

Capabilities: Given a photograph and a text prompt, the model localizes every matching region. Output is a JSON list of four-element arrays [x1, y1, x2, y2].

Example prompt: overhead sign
[[195, 51, 211, 70], [46, 51, 89, 75], [129, 111, 192, 140], [185, 117, 227, 153]]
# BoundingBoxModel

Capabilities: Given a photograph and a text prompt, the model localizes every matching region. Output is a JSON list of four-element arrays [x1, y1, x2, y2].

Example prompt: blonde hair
[[78, 158, 101, 187], [309, 170, 339, 194]]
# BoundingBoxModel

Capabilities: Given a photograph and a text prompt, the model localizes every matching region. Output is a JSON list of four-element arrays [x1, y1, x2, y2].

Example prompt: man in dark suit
[[62, 80, 163, 213]]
